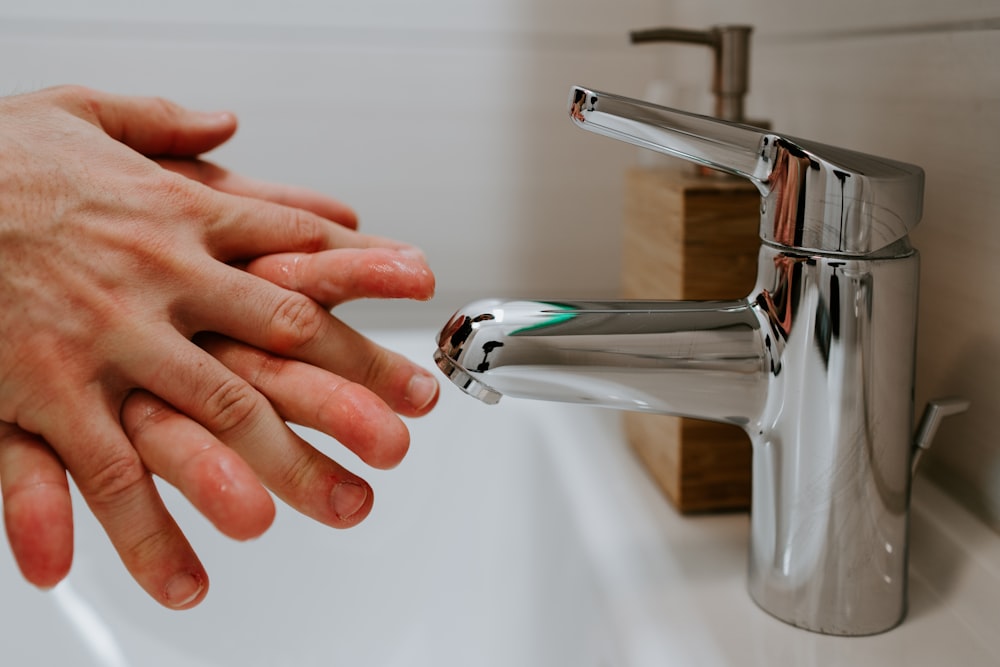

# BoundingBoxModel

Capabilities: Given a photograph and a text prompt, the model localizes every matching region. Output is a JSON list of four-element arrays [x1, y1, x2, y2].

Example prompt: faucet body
[[435, 87, 926, 635], [436, 243, 918, 635]]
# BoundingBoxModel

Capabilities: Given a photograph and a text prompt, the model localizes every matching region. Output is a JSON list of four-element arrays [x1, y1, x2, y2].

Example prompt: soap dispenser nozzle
[[631, 25, 753, 123]]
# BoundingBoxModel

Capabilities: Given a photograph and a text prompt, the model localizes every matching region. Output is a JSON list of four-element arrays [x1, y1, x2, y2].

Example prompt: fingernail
[[195, 110, 236, 126], [406, 372, 439, 411], [331, 482, 368, 520], [165, 571, 205, 609], [209, 110, 235, 121]]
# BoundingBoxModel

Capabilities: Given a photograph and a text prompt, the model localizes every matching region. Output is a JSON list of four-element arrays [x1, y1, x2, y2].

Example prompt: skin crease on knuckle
[[283, 207, 327, 255], [150, 170, 220, 238], [266, 291, 328, 357], [47, 85, 100, 121], [200, 375, 266, 439], [78, 446, 150, 511]]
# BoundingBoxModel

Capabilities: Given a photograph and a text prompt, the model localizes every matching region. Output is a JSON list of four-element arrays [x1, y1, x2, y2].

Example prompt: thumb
[[63, 86, 238, 157]]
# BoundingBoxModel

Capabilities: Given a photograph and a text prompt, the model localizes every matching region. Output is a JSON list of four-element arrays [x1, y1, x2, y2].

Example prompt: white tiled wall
[[653, 1, 1000, 530], [2, 2, 998, 530]]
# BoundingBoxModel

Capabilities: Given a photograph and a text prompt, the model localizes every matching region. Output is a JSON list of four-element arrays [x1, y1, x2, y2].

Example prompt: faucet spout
[[434, 298, 768, 422]]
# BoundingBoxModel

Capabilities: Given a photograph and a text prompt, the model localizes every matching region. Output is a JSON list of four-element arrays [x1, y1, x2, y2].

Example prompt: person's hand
[[0, 86, 439, 607]]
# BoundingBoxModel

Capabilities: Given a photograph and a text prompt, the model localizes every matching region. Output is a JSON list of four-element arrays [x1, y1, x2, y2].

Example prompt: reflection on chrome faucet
[[434, 86, 957, 636]]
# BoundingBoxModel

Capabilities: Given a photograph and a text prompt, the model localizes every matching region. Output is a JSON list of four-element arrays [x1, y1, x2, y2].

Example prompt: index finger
[[47, 85, 238, 157]]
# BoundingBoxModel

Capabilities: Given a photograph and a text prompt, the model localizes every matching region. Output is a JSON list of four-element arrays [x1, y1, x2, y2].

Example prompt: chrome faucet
[[434, 86, 967, 636]]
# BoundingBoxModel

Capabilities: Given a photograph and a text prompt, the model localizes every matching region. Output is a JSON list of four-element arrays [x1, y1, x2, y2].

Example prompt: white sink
[[1, 329, 998, 666]]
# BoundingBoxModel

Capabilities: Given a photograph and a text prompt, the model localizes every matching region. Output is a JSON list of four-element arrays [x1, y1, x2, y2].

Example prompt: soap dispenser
[[621, 25, 762, 513]]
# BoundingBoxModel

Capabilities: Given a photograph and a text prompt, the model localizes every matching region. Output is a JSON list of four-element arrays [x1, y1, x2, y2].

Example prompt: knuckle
[[275, 450, 317, 498], [201, 377, 263, 437], [186, 159, 225, 186], [267, 293, 326, 355], [47, 84, 98, 112], [285, 209, 325, 253], [361, 348, 394, 391], [121, 523, 180, 570], [147, 95, 180, 118], [249, 352, 289, 392], [83, 451, 149, 509], [155, 171, 211, 219], [121, 392, 172, 440]]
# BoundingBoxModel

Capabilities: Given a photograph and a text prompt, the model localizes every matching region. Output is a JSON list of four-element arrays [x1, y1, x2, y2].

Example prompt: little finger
[[0, 423, 74, 589]]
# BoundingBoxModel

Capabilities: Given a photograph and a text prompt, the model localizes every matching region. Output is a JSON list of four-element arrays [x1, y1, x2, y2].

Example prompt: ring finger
[[120, 390, 276, 542]]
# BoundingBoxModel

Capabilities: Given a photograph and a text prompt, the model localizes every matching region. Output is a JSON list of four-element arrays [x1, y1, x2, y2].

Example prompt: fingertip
[[325, 384, 411, 470], [362, 248, 436, 302], [219, 486, 276, 543], [371, 417, 411, 471], [10, 514, 74, 591], [0, 433, 75, 589], [396, 248, 437, 301], [185, 447, 277, 542], [8, 524, 74, 590]]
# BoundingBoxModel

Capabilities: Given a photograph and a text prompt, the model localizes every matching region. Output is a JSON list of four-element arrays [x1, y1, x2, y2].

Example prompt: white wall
[[3, 2, 997, 530], [0, 0, 664, 321], [651, 1, 1000, 530]]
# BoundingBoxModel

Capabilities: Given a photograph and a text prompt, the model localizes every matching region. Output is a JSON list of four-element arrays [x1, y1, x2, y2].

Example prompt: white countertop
[[540, 399, 1000, 667]]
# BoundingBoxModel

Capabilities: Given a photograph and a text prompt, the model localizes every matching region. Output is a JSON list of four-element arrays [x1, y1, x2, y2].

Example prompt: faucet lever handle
[[568, 86, 925, 255], [570, 86, 766, 182], [911, 397, 971, 475]]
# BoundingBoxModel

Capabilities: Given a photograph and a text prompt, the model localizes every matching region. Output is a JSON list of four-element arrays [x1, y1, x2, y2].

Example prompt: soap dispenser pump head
[[630, 25, 753, 123]]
